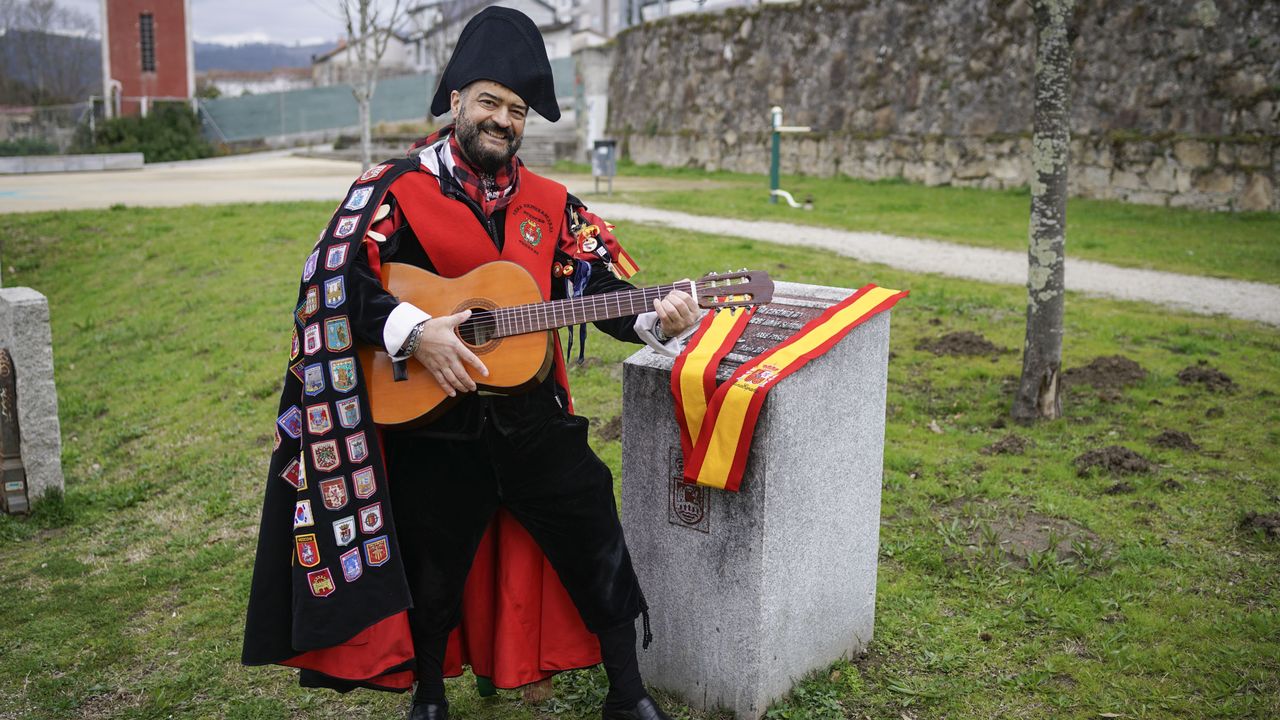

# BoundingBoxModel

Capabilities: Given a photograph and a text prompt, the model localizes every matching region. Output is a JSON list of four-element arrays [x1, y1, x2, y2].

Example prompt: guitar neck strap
[[671, 284, 908, 492]]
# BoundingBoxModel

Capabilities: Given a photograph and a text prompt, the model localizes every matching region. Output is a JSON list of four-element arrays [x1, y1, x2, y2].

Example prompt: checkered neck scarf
[[443, 129, 519, 217]]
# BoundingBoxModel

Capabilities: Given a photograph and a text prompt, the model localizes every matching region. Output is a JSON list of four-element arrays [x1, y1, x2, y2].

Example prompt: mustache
[[476, 120, 514, 140]]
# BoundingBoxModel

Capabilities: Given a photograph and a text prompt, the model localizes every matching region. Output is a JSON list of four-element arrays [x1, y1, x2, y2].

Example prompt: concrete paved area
[[2, 153, 1275, 327]]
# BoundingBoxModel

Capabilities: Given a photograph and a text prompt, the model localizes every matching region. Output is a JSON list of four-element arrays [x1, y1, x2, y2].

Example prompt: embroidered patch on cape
[[363, 535, 390, 567], [336, 397, 361, 429], [324, 276, 346, 308], [277, 406, 303, 439], [345, 186, 373, 211], [357, 163, 390, 183], [308, 567, 336, 597], [345, 431, 369, 463], [340, 547, 363, 582], [274, 429, 281, 450], [289, 361, 306, 383], [305, 402, 333, 435], [519, 218, 543, 248], [318, 475, 348, 510], [304, 286, 319, 316], [294, 499, 314, 529], [280, 456, 304, 489], [333, 217, 359, 240], [303, 324, 321, 355], [311, 440, 341, 473], [326, 242, 350, 268], [325, 316, 352, 352], [333, 515, 357, 546], [290, 328, 300, 359], [302, 250, 319, 282], [296, 533, 320, 568], [358, 502, 383, 534], [352, 466, 376, 498], [329, 358, 357, 393], [303, 363, 325, 395]]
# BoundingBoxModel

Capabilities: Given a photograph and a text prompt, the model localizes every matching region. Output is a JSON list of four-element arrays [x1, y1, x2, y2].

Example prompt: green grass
[[560, 162, 1280, 285], [0, 201, 1278, 719]]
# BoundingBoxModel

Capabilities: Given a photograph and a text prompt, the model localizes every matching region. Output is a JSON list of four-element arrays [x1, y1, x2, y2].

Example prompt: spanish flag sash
[[671, 284, 908, 492]]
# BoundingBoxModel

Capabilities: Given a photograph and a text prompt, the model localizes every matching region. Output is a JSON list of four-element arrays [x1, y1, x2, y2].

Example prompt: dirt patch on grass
[[916, 331, 1003, 357], [1177, 362, 1235, 392], [1063, 355, 1147, 389], [1151, 429, 1200, 451], [939, 498, 1099, 567], [1073, 446, 1154, 476], [595, 415, 622, 442], [1240, 512, 1280, 541], [980, 434, 1028, 455]]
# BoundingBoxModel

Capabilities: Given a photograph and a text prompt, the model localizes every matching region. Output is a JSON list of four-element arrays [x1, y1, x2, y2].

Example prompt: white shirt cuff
[[385, 302, 431, 359], [634, 310, 700, 358]]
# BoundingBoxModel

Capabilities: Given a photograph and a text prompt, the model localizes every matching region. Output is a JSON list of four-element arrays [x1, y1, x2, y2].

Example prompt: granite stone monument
[[0, 286, 64, 509], [621, 280, 893, 719]]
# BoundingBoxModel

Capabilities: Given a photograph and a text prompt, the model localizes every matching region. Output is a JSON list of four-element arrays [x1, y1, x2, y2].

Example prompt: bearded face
[[454, 94, 524, 173]]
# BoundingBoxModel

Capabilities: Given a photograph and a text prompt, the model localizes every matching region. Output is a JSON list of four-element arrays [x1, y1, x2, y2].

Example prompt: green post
[[769, 106, 781, 204]]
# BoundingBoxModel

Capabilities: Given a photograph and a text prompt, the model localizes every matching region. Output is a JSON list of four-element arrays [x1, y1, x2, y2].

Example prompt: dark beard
[[455, 110, 522, 173]]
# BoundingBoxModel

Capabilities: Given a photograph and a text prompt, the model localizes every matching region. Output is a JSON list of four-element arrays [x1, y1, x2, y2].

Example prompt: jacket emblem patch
[[340, 547, 363, 582], [325, 316, 352, 352], [333, 515, 357, 547], [293, 499, 314, 529], [336, 397, 361, 429], [363, 535, 390, 567], [345, 431, 369, 463], [305, 403, 332, 435], [352, 466, 376, 498], [329, 358, 357, 393], [311, 441, 341, 473], [359, 502, 383, 534], [318, 475, 348, 510], [307, 567, 335, 597], [295, 533, 320, 568], [324, 276, 346, 308]]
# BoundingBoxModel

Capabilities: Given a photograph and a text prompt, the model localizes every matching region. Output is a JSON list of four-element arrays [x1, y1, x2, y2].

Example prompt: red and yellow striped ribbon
[[672, 284, 907, 491]]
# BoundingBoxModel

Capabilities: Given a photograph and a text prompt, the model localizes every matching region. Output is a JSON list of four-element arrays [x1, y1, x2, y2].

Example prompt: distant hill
[[194, 41, 334, 72]]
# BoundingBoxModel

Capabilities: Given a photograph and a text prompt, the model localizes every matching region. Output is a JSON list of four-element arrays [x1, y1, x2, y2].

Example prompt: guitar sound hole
[[458, 309, 496, 347]]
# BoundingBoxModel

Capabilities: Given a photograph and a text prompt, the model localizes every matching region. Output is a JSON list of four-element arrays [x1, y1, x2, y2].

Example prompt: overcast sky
[[60, 0, 356, 46]]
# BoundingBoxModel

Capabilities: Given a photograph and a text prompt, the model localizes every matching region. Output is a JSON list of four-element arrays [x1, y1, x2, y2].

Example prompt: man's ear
[[450, 89, 461, 117]]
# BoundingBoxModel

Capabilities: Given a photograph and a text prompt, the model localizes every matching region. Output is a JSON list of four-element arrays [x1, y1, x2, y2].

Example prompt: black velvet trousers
[[385, 388, 644, 649]]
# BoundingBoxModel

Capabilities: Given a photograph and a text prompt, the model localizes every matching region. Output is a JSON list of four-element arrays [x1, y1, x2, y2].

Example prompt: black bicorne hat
[[429, 6, 560, 122]]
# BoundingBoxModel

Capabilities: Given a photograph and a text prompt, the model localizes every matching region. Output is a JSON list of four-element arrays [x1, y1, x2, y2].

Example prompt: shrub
[[87, 103, 215, 162], [0, 138, 58, 156]]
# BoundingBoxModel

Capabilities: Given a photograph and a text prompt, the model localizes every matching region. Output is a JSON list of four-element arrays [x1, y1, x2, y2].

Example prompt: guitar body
[[357, 261, 554, 428]]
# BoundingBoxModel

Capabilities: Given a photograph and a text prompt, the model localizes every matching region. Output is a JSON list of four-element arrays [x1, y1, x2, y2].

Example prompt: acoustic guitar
[[357, 261, 774, 427]]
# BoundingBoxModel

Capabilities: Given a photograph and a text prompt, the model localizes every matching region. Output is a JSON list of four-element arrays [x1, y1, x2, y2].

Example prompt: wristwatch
[[653, 321, 670, 344]]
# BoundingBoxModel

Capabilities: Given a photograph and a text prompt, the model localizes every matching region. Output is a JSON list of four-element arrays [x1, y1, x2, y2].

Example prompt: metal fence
[[0, 102, 95, 153], [197, 57, 576, 145]]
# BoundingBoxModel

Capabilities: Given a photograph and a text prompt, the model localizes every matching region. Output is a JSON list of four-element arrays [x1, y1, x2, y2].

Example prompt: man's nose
[[492, 107, 512, 128]]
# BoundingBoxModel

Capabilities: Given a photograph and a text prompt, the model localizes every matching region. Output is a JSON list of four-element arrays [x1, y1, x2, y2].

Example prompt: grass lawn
[[0, 200, 1277, 719], [556, 161, 1280, 285]]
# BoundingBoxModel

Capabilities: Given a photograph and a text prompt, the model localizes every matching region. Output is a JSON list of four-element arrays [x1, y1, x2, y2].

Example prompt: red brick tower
[[99, 0, 194, 117]]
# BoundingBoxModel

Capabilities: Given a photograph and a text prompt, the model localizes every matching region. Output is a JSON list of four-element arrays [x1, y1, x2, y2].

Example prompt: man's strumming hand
[[413, 310, 489, 397], [653, 284, 700, 339]]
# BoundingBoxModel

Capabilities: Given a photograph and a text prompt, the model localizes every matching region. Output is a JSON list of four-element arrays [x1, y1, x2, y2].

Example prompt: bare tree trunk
[[1012, 0, 1075, 423], [341, 0, 401, 172]]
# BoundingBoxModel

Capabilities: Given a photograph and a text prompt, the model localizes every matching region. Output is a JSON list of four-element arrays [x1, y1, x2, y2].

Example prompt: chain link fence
[[0, 101, 96, 154]]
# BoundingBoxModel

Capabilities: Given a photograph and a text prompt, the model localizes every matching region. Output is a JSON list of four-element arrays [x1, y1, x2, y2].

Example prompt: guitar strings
[[458, 281, 722, 335]]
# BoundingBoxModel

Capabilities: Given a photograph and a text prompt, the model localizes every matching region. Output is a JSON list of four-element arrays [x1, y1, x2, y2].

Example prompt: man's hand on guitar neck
[[653, 286, 700, 341], [412, 310, 489, 397]]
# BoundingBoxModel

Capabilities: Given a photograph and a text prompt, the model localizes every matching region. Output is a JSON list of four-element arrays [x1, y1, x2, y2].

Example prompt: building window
[[140, 13, 156, 72]]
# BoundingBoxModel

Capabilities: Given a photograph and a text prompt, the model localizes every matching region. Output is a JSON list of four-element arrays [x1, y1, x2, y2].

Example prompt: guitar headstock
[[693, 269, 774, 310]]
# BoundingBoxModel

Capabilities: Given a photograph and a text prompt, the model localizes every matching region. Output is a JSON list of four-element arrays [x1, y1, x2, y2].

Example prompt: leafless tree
[[0, 0, 96, 105], [340, 0, 405, 171], [1012, 0, 1076, 422]]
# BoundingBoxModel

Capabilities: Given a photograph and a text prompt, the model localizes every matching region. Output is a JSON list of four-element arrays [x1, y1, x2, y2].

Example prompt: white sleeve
[[384, 302, 431, 360]]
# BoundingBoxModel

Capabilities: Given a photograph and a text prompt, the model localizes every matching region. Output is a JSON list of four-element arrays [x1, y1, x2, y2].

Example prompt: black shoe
[[601, 696, 672, 720], [407, 701, 448, 720]]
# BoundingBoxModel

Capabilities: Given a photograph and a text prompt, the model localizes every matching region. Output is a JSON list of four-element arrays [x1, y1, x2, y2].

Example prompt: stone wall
[[608, 0, 1278, 211]]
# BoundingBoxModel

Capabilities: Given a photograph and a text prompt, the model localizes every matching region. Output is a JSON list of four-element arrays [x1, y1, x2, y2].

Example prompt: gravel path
[[592, 202, 1280, 327]]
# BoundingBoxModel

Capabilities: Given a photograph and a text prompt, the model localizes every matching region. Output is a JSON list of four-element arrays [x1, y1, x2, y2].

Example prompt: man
[[242, 8, 697, 720]]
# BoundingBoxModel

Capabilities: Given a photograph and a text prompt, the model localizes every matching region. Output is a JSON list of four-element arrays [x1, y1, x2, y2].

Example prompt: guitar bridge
[[392, 359, 408, 382]]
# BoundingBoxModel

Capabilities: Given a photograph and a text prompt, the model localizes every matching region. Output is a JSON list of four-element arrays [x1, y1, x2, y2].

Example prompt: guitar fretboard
[[484, 282, 694, 338]]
